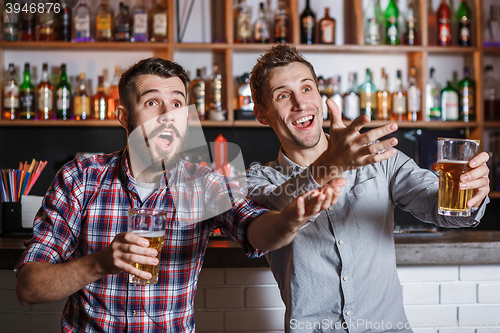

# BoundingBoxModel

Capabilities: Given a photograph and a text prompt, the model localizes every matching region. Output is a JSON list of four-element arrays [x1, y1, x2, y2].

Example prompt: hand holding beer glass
[[437, 138, 480, 217], [128, 208, 167, 285]]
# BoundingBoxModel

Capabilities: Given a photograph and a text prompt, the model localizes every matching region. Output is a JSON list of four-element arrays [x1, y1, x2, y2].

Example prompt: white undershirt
[[129, 177, 161, 202]]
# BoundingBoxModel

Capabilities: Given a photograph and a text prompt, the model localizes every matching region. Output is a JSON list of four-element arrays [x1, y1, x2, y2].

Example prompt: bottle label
[[38, 88, 53, 111], [344, 93, 360, 120], [211, 78, 222, 104], [193, 84, 205, 116], [320, 21, 334, 43], [4, 85, 19, 108], [74, 96, 90, 118], [275, 14, 288, 40], [408, 87, 421, 112], [19, 92, 34, 111], [302, 16, 315, 30], [254, 22, 270, 42], [393, 96, 407, 114], [237, 13, 251, 39], [75, 15, 90, 33], [153, 13, 167, 36], [460, 26, 470, 39], [57, 87, 70, 110], [460, 87, 475, 115], [97, 14, 112, 37], [133, 13, 148, 34], [438, 19, 451, 41], [442, 91, 459, 120]]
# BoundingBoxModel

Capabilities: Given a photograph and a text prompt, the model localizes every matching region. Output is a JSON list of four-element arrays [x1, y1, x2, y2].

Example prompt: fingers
[[467, 186, 490, 207], [461, 164, 490, 185], [469, 152, 490, 168], [352, 138, 398, 167], [359, 122, 399, 145], [327, 98, 346, 129]]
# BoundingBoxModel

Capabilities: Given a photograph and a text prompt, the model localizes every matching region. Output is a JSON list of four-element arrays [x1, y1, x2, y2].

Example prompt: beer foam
[[131, 230, 165, 238], [438, 160, 470, 164]]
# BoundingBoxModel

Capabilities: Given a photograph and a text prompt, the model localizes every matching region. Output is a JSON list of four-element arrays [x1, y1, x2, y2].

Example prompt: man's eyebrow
[[172, 90, 186, 100], [271, 78, 315, 95], [139, 89, 186, 100]]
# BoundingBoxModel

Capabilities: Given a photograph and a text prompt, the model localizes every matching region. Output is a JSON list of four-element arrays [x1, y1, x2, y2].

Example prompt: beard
[[289, 125, 323, 149]]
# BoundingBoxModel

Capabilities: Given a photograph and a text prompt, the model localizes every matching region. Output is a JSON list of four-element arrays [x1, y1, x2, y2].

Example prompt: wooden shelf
[[0, 41, 170, 51], [323, 120, 479, 129], [484, 121, 500, 128], [488, 192, 500, 199], [0, 119, 235, 127], [426, 46, 480, 53], [483, 46, 500, 54]]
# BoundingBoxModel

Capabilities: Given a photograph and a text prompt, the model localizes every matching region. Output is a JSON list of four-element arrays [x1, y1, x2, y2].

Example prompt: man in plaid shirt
[[14, 57, 346, 332]]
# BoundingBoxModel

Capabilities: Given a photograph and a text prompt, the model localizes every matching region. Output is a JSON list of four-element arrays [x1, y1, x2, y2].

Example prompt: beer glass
[[437, 138, 480, 217], [128, 208, 167, 285]]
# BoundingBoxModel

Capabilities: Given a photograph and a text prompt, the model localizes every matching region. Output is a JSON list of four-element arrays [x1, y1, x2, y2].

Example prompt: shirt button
[[328, 206, 334, 211], [346, 310, 352, 316], [343, 276, 348, 281], [132, 311, 136, 316], [338, 239, 344, 245]]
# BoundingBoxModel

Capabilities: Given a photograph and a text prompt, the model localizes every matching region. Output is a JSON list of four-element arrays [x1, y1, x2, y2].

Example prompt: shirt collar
[[277, 147, 308, 177]]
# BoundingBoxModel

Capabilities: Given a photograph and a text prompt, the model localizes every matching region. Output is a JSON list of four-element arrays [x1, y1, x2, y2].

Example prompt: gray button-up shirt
[[238, 149, 488, 333]]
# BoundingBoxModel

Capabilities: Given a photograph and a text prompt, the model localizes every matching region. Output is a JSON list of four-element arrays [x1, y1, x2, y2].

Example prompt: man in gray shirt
[[239, 45, 491, 332]]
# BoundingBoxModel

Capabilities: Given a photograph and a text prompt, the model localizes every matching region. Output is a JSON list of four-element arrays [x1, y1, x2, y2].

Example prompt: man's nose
[[291, 93, 307, 111], [158, 106, 175, 123]]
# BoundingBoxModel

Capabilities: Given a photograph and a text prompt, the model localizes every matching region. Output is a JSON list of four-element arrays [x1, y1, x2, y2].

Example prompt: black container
[[0, 202, 33, 238]]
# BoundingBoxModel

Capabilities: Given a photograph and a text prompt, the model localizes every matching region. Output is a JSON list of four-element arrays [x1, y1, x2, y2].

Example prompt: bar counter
[[1, 231, 499, 269]]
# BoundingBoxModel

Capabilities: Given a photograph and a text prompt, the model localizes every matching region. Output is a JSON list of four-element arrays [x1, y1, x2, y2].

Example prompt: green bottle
[[56, 64, 72, 120], [457, 0, 472, 47], [385, 0, 399, 45], [19, 63, 36, 120], [359, 69, 378, 120], [458, 66, 475, 122], [441, 81, 459, 121]]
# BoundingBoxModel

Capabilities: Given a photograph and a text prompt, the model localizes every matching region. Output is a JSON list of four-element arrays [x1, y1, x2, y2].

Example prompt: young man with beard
[[14, 57, 346, 332], [239, 45, 491, 332]]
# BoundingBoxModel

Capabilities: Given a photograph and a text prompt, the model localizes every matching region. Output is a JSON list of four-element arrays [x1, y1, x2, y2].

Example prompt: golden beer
[[438, 160, 473, 216], [129, 230, 165, 285]]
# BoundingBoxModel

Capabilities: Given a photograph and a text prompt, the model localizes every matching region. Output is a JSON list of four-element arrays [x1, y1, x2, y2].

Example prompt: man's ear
[[253, 104, 270, 126], [116, 105, 128, 130]]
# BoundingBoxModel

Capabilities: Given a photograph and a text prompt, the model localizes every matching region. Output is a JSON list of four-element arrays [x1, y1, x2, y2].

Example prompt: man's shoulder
[[62, 150, 123, 178]]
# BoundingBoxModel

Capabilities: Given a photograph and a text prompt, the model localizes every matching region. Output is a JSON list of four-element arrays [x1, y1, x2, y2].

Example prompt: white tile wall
[[402, 283, 440, 305], [440, 282, 477, 304], [477, 283, 500, 303]]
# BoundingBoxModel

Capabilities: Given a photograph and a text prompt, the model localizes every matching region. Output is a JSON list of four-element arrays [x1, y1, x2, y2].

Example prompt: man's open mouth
[[292, 115, 314, 128], [156, 130, 174, 151]]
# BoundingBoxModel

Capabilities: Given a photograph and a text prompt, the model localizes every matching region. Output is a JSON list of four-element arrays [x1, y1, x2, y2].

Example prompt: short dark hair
[[118, 57, 190, 113], [250, 45, 318, 108]]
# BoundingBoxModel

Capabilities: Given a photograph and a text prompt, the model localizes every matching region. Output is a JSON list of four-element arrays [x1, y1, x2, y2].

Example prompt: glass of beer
[[437, 138, 480, 217], [128, 208, 167, 285]]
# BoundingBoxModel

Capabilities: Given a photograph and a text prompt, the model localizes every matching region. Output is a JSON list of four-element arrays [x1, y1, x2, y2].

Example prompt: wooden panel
[[353, 0, 364, 45], [291, 0, 300, 44], [224, 48, 234, 122], [420, 0, 429, 46], [225, 0, 234, 44]]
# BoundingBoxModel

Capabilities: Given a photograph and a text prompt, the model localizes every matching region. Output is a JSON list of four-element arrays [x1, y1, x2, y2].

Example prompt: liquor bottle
[[108, 66, 120, 119], [208, 64, 225, 121], [93, 76, 108, 120], [457, 0, 471, 47], [39, 6, 56, 41], [237, 73, 253, 114], [3, 63, 19, 120], [486, 5, 500, 46], [441, 81, 459, 121], [317, 76, 329, 120], [253, 2, 270, 43], [425, 67, 441, 121], [376, 68, 391, 120], [407, 66, 421, 122], [365, 0, 380, 45], [359, 69, 377, 120], [274, 0, 290, 43], [437, 0, 451, 46], [73, 73, 90, 120], [3, 10, 19, 41], [343, 72, 360, 121], [150, 0, 168, 42], [234, 0, 251, 43], [191, 68, 206, 120], [319, 7, 335, 44], [114, 2, 131, 41], [300, 0, 315, 44], [484, 65, 500, 121], [131, 0, 149, 42], [73, 0, 92, 42], [58, 0, 72, 41], [392, 70, 407, 121], [19, 63, 35, 120], [404, 0, 417, 45], [328, 76, 343, 116], [385, 0, 399, 45], [37, 63, 54, 120], [55, 63, 72, 120], [458, 66, 475, 122], [20, 0, 36, 41], [96, 0, 114, 42]]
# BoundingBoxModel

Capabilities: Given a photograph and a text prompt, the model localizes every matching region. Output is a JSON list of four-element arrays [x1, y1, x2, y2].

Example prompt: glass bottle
[[385, 0, 399, 45], [407, 66, 421, 122], [437, 0, 451, 46], [343, 72, 360, 121], [458, 66, 475, 122], [359, 69, 377, 120], [93, 76, 108, 120], [404, 0, 418, 45], [486, 5, 500, 46], [58, 0, 72, 41], [208, 64, 225, 121], [392, 70, 407, 121], [365, 0, 380, 45], [425, 67, 441, 121], [131, 0, 149, 42], [96, 0, 114, 42], [108, 65, 120, 119], [300, 0, 315, 45], [37, 63, 54, 120], [234, 0, 251, 43], [376, 68, 391, 120], [237, 73, 254, 113], [328, 76, 343, 116], [191, 68, 206, 120], [114, 2, 131, 41], [254, 2, 270, 43], [20, 0, 36, 41], [3, 10, 19, 41], [317, 76, 329, 120], [457, 0, 471, 47], [150, 0, 168, 42], [73, 0, 91, 42], [484, 65, 500, 121], [19, 63, 35, 120], [441, 81, 459, 121], [319, 7, 335, 44], [274, 0, 290, 43], [73, 72, 90, 120], [38, 5, 56, 41], [55, 63, 72, 120], [3, 63, 19, 120]]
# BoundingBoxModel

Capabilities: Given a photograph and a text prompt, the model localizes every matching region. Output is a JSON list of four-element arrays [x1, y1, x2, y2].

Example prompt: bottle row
[[2, 0, 167, 42], [488, 130, 500, 192], [320, 65, 476, 123]]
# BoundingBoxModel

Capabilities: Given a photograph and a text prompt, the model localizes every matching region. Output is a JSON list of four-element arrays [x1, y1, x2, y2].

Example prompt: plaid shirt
[[15, 149, 268, 332]]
